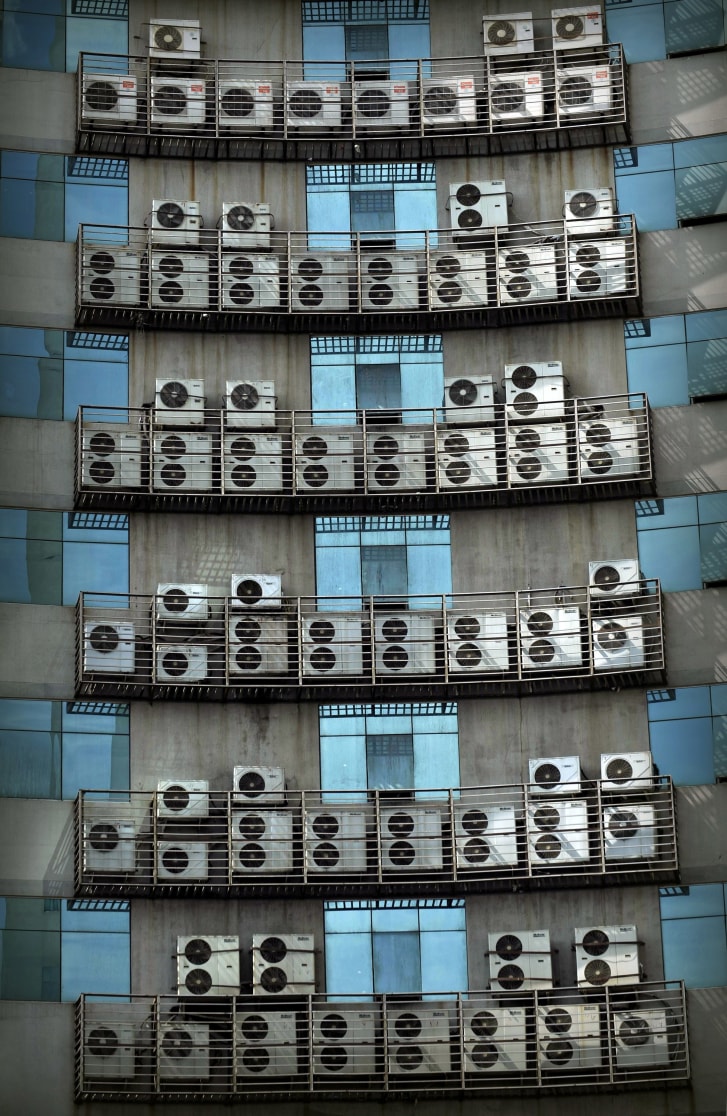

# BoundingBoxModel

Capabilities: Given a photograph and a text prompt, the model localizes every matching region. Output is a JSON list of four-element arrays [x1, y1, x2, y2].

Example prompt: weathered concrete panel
[[0, 605, 76, 699], [0, 69, 75, 155], [653, 403, 727, 497], [0, 240, 76, 329], [0, 799, 74, 896], [664, 589, 727, 686], [630, 53, 727, 145], [676, 784, 727, 883], [0, 418, 75, 509], [640, 226, 727, 318]]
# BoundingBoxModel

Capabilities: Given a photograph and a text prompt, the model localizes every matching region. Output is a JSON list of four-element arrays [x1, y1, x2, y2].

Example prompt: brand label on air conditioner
[[393, 84, 407, 93], [459, 79, 474, 91], [258, 84, 272, 94], [326, 85, 340, 94], [528, 76, 542, 86], [122, 79, 136, 89], [595, 69, 609, 79]]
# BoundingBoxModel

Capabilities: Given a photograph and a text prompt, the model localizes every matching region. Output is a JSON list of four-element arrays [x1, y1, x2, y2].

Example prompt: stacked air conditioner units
[[507, 423, 570, 486], [153, 431, 214, 492], [228, 614, 289, 676], [380, 805, 443, 871], [252, 933, 315, 996], [151, 251, 209, 309], [221, 202, 273, 250], [527, 798, 590, 867], [592, 616, 645, 671], [603, 802, 657, 860], [225, 379, 276, 428], [82, 246, 141, 306], [519, 607, 583, 670], [149, 18, 201, 60], [505, 361, 566, 422], [557, 63, 612, 117], [290, 253, 351, 312], [448, 180, 508, 237], [233, 765, 286, 804], [454, 801, 518, 869], [159, 1022, 209, 1081], [218, 74, 275, 131], [151, 199, 202, 246], [286, 81, 342, 131], [483, 12, 535, 55], [575, 924, 640, 987], [158, 840, 208, 880], [313, 1004, 378, 1075], [579, 414, 642, 480], [488, 930, 553, 991], [429, 251, 492, 309], [387, 1003, 452, 1075], [82, 73, 137, 125], [155, 583, 210, 682], [421, 75, 477, 127], [438, 428, 499, 490], [83, 802, 138, 874], [600, 751, 654, 792], [489, 71, 544, 125], [83, 620, 136, 675], [304, 806, 369, 874], [156, 777, 209, 882], [224, 432, 285, 494], [498, 244, 559, 305], [295, 430, 357, 492], [177, 935, 240, 997], [221, 253, 280, 310], [569, 239, 628, 299], [537, 1003, 602, 1071], [443, 375, 497, 425], [374, 612, 438, 676], [236, 1008, 300, 1079], [231, 808, 294, 874], [564, 187, 616, 236], [446, 611, 509, 673], [150, 77, 206, 128], [462, 1005, 528, 1073], [552, 6, 604, 50], [361, 253, 420, 311], [353, 80, 410, 130], [302, 614, 365, 677], [155, 377, 205, 424], [231, 572, 283, 610], [613, 1009, 669, 1068], [366, 430, 429, 492], [82, 424, 143, 490]]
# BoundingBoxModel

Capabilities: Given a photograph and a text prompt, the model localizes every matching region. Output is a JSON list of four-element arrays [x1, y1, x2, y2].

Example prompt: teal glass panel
[[604, 6, 666, 63], [614, 169, 677, 231], [711, 684, 727, 714], [302, 25, 347, 80], [325, 931, 374, 995], [649, 717, 716, 784], [0, 176, 64, 239], [699, 521, 727, 585], [648, 686, 711, 721], [687, 336, 727, 398], [61, 732, 129, 799], [637, 496, 697, 529], [61, 901, 129, 933], [64, 181, 127, 241], [421, 929, 467, 996], [65, 17, 128, 73], [697, 492, 727, 523], [62, 540, 128, 604], [366, 733, 414, 790], [413, 732, 459, 797], [388, 23, 431, 75], [373, 931, 420, 992], [62, 357, 128, 418], [325, 907, 372, 935], [407, 542, 451, 603], [637, 525, 702, 590], [0, 699, 55, 730], [320, 733, 368, 797], [626, 342, 689, 406], [661, 915, 727, 987], [1, 12, 65, 70], [0, 929, 61, 999], [371, 907, 419, 932], [676, 161, 727, 223], [674, 134, 727, 170], [0, 729, 62, 797], [714, 716, 727, 777], [311, 359, 356, 422], [625, 314, 685, 349], [315, 545, 362, 609], [660, 882, 725, 918], [61, 931, 130, 1000], [0, 537, 62, 603], [664, 0, 726, 55], [0, 353, 63, 418], [685, 308, 727, 342]]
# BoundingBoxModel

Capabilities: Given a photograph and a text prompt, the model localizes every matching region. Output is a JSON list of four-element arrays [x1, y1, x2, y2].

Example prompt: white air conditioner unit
[[225, 380, 275, 429], [527, 798, 590, 865], [157, 841, 208, 881], [569, 239, 628, 299], [286, 80, 342, 130], [230, 616, 288, 678], [149, 18, 201, 60], [538, 1004, 602, 1070], [488, 930, 553, 991], [600, 751, 654, 793], [448, 180, 508, 236], [151, 199, 202, 247], [613, 1009, 669, 1067], [361, 253, 420, 311], [230, 573, 282, 611], [83, 621, 136, 675], [151, 251, 209, 309], [152, 432, 213, 492], [429, 251, 491, 310], [483, 12, 534, 55], [579, 416, 641, 480], [155, 582, 209, 624], [380, 806, 443, 871], [557, 64, 612, 116], [224, 432, 284, 494], [454, 802, 518, 869], [490, 71, 544, 123], [302, 614, 365, 678], [82, 246, 141, 306], [443, 375, 496, 425], [157, 779, 209, 819], [295, 430, 357, 492], [82, 73, 137, 125], [603, 804, 657, 861], [421, 75, 477, 126], [83, 809, 137, 873], [177, 935, 240, 997], [387, 1004, 452, 1075], [304, 807, 368, 873], [528, 754, 582, 795], [290, 253, 351, 312], [354, 80, 409, 130], [236, 1010, 299, 1078], [520, 607, 583, 670], [150, 77, 206, 128], [313, 1005, 378, 1075], [84, 1022, 137, 1079], [156, 644, 208, 682], [507, 425, 570, 486], [82, 424, 143, 490], [219, 76, 275, 131], [252, 933, 315, 996], [231, 809, 294, 874], [367, 430, 429, 491], [552, 6, 604, 50], [221, 202, 273, 251], [593, 616, 645, 671], [589, 559, 641, 597], [505, 361, 565, 420], [462, 1005, 528, 1073], [564, 187, 616, 235], [374, 612, 438, 676], [498, 245, 559, 305], [222, 252, 280, 310], [438, 428, 499, 491], [159, 1023, 209, 1081], [155, 377, 205, 425], [233, 764, 286, 804], [447, 610, 509, 673], [575, 924, 640, 987]]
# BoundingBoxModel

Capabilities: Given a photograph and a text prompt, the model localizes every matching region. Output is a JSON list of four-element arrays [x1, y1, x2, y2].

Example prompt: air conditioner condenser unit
[[613, 1009, 669, 1067], [490, 71, 544, 124], [507, 424, 570, 487], [575, 924, 640, 986], [600, 751, 654, 793], [149, 18, 201, 60], [302, 614, 366, 677], [354, 80, 409, 130], [387, 1003, 452, 1075], [552, 7, 605, 50], [230, 573, 282, 610], [177, 934, 240, 997], [538, 1003, 602, 1070], [519, 607, 583, 670], [84, 1021, 137, 1079], [380, 806, 443, 871], [82, 73, 137, 125], [488, 929, 553, 991], [152, 432, 214, 492], [225, 379, 275, 428], [579, 415, 642, 480], [224, 432, 285, 494], [528, 754, 582, 795], [603, 804, 657, 861], [286, 81, 342, 130], [592, 616, 645, 671], [374, 612, 438, 676], [290, 253, 351, 312], [462, 1005, 528, 1073], [443, 375, 496, 425], [295, 430, 358, 493], [236, 1010, 300, 1078], [438, 428, 499, 491], [569, 238, 629, 299], [151, 251, 209, 310], [156, 778, 209, 819], [155, 377, 205, 425], [221, 253, 280, 310], [150, 199, 202, 246], [361, 253, 421, 312], [233, 764, 286, 803], [483, 12, 535, 55], [557, 64, 612, 117], [446, 609, 509, 672], [229, 614, 290, 677], [231, 809, 295, 874], [252, 933, 315, 996], [504, 360, 566, 421], [367, 429, 429, 492], [421, 75, 477, 127], [429, 250, 492, 310], [150, 77, 206, 128], [159, 1023, 209, 1081], [82, 246, 141, 307], [83, 620, 136, 674], [304, 807, 369, 874], [155, 644, 208, 682], [498, 244, 559, 305], [157, 841, 208, 881], [82, 424, 143, 489], [83, 805, 137, 874], [526, 798, 590, 866], [564, 187, 616, 235], [454, 801, 518, 869], [219, 76, 275, 131], [221, 202, 273, 251], [448, 180, 508, 236], [588, 559, 641, 598], [155, 582, 209, 625], [313, 1004, 378, 1075]]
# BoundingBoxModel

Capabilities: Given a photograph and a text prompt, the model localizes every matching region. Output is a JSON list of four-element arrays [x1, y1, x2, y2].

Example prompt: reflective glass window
[[636, 494, 727, 589], [615, 136, 727, 233], [647, 685, 727, 783], [625, 309, 727, 403], [605, 3, 667, 63], [606, 0, 727, 62], [664, 0, 727, 55], [366, 732, 414, 790], [660, 885, 727, 988], [1, 2, 129, 74]]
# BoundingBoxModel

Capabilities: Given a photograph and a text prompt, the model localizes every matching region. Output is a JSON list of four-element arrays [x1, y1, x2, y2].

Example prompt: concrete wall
[[676, 784, 727, 883], [0, 604, 76, 699], [130, 0, 303, 61], [663, 589, 727, 686], [0, 240, 76, 329], [0, 799, 74, 896], [0, 69, 75, 155], [0, 418, 75, 509], [629, 53, 727, 145], [640, 225, 727, 317]]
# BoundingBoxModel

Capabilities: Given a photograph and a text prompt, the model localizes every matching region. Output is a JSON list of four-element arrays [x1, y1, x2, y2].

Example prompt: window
[[0, 699, 129, 799], [0, 509, 129, 605], [647, 684, 727, 784], [605, 0, 726, 64], [0, 326, 128, 420], [660, 884, 727, 988], [636, 493, 727, 589], [302, 1, 430, 81], [614, 135, 727, 232], [306, 163, 437, 250], [0, 897, 130, 1001], [1, 0, 128, 73], [0, 152, 128, 241], [625, 308, 727, 405]]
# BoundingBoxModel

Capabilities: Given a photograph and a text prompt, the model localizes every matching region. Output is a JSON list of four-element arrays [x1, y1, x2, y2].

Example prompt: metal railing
[[75, 218, 641, 333], [76, 47, 629, 161], [76, 982, 689, 1101], [74, 393, 654, 513], [74, 776, 678, 898], [75, 581, 666, 702]]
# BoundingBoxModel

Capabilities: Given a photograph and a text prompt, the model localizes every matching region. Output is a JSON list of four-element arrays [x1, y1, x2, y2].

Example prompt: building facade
[[0, 0, 726, 1113]]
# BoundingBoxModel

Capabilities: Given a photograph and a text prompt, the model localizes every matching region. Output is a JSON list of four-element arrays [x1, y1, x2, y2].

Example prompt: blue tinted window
[[664, 0, 727, 55], [2, 3, 129, 74], [606, 0, 726, 62], [636, 495, 727, 589], [660, 885, 727, 988], [615, 136, 727, 232], [625, 310, 727, 403]]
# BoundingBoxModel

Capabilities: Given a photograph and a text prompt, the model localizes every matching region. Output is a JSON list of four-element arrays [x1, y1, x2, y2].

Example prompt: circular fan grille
[[608, 810, 639, 839], [89, 624, 120, 653], [185, 968, 213, 995], [526, 611, 554, 636], [568, 190, 598, 218], [240, 1014, 268, 1042], [559, 76, 592, 108], [605, 756, 634, 783], [162, 784, 190, 811], [395, 1044, 423, 1070], [394, 1012, 422, 1039], [238, 843, 266, 869], [505, 276, 531, 300], [387, 811, 415, 838], [436, 280, 463, 305], [301, 435, 328, 460], [495, 933, 523, 959], [492, 82, 524, 114], [381, 617, 408, 642], [259, 936, 287, 963], [184, 938, 212, 964], [544, 1008, 572, 1034], [235, 645, 262, 669], [544, 1038, 574, 1065], [290, 88, 322, 119], [320, 1013, 348, 1041], [159, 381, 189, 408], [582, 929, 610, 956], [618, 1016, 651, 1046], [444, 433, 470, 458], [424, 86, 457, 116], [487, 20, 516, 45], [235, 578, 264, 605], [154, 24, 183, 52], [584, 958, 612, 985], [596, 622, 627, 652], [242, 1047, 269, 1071], [470, 1010, 498, 1038], [458, 207, 483, 230], [496, 964, 524, 989], [436, 254, 461, 278], [320, 1045, 349, 1070], [533, 804, 561, 831], [515, 455, 543, 481], [463, 837, 490, 864], [471, 1042, 499, 1068], [454, 639, 481, 663], [453, 614, 480, 638], [357, 87, 391, 119], [556, 15, 585, 39], [221, 87, 254, 118], [260, 966, 288, 993], [456, 183, 482, 207], [388, 839, 415, 865], [161, 1028, 193, 1058], [237, 770, 266, 796], [230, 382, 259, 411], [228, 256, 255, 279], [448, 378, 478, 406], [226, 205, 256, 231], [367, 256, 393, 280], [153, 86, 187, 116], [238, 813, 266, 841], [161, 846, 190, 874], [593, 564, 622, 589], [312, 841, 340, 868], [89, 822, 119, 851], [309, 619, 336, 644], [584, 450, 613, 475], [312, 813, 339, 839], [88, 1027, 119, 1056], [85, 81, 118, 112]]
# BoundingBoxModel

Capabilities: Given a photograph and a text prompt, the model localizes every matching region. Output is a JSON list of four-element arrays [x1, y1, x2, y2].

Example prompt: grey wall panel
[[653, 403, 727, 497], [0, 604, 76, 699], [0, 1002, 75, 1116], [130, 0, 303, 61], [0, 418, 75, 510], [0, 799, 74, 896], [0, 69, 75, 155], [0, 241, 75, 329], [630, 54, 727, 145], [676, 785, 727, 884], [664, 589, 727, 686], [640, 226, 727, 318]]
